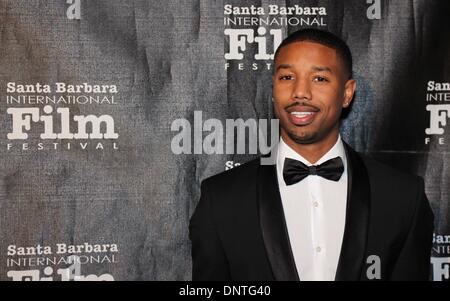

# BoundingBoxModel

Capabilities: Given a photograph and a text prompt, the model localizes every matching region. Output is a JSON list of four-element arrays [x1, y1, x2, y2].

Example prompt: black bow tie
[[283, 157, 344, 185]]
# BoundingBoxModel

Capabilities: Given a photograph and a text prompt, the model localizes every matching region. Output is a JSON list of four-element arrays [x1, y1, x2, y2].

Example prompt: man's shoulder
[[359, 152, 424, 191]]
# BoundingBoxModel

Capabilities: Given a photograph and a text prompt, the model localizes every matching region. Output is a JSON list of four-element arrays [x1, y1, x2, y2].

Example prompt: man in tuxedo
[[189, 29, 434, 281]]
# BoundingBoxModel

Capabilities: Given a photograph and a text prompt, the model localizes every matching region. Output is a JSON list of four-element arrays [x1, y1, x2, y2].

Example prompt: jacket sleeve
[[189, 180, 231, 280], [390, 177, 435, 280]]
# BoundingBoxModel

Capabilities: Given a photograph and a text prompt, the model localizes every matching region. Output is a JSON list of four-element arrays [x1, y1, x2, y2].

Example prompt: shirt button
[[316, 246, 322, 253], [313, 201, 319, 208]]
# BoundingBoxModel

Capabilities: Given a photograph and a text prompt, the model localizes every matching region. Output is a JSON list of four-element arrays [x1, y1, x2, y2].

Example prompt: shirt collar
[[277, 135, 347, 169]]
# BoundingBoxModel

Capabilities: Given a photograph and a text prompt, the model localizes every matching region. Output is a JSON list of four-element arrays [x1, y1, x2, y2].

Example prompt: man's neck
[[281, 131, 340, 164]]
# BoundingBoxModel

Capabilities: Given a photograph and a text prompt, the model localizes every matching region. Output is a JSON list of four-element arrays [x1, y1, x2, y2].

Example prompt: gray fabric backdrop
[[0, 0, 449, 280]]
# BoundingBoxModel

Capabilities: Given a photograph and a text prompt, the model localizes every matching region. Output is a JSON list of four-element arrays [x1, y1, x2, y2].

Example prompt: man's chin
[[285, 130, 319, 145]]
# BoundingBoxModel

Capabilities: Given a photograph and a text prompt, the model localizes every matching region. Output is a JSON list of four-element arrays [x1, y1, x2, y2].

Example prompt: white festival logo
[[425, 105, 450, 135], [430, 257, 450, 281], [7, 255, 114, 281], [7, 105, 118, 140], [224, 27, 282, 60]]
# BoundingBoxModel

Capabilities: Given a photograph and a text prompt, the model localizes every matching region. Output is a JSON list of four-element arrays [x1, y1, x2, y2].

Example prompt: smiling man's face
[[272, 41, 356, 148]]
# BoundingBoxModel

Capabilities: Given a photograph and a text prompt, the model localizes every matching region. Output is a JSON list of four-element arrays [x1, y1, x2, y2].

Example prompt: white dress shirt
[[276, 135, 348, 281]]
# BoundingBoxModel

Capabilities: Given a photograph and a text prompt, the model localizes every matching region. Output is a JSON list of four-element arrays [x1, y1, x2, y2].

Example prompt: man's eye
[[279, 75, 293, 80], [314, 76, 328, 82]]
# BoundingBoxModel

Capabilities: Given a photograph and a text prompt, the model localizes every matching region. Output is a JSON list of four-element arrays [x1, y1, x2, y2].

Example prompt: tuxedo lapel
[[257, 159, 300, 281], [334, 143, 371, 281], [257, 143, 370, 281]]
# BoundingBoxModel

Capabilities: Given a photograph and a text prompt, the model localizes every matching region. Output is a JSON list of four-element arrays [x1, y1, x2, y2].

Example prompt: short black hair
[[274, 28, 353, 79]]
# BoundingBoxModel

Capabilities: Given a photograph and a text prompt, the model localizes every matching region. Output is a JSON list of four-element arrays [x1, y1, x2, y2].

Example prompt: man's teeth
[[290, 112, 315, 116]]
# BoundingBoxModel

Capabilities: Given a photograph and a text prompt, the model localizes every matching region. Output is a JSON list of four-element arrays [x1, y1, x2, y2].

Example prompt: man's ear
[[342, 79, 356, 108]]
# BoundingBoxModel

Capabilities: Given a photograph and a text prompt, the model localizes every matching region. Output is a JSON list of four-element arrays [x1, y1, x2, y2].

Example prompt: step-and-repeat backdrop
[[0, 0, 449, 281]]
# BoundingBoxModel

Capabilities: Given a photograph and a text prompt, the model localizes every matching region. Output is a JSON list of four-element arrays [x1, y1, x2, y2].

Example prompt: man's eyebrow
[[312, 65, 333, 73], [275, 64, 334, 73], [275, 64, 293, 72]]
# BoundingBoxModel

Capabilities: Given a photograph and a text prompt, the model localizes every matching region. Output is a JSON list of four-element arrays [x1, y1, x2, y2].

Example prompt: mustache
[[284, 101, 320, 111]]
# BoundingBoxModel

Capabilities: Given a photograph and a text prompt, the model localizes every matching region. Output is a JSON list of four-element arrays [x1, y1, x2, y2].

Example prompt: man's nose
[[292, 78, 312, 101]]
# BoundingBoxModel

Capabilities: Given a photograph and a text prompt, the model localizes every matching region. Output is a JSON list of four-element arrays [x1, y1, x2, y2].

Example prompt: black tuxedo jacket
[[189, 143, 434, 281]]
